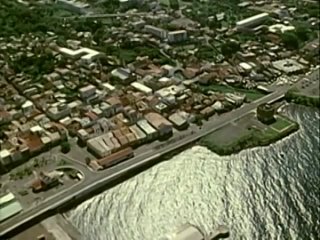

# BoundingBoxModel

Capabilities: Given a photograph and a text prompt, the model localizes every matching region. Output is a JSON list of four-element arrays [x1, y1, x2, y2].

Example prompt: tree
[[221, 40, 240, 57], [60, 141, 71, 154], [169, 0, 180, 10], [295, 24, 310, 42], [281, 32, 299, 50]]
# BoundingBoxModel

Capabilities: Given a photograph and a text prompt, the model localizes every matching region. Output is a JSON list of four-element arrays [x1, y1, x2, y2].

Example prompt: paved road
[[0, 87, 288, 237]]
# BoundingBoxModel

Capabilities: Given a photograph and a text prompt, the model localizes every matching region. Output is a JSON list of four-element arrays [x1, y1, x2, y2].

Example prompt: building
[[92, 147, 134, 169], [111, 68, 132, 82], [145, 25, 167, 39], [167, 30, 188, 43], [0, 149, 11, 171], [56, 0, 89, 14], [87, 132, 121, 158], [79, 85, 96, 99], [129, 124, 147, 144], [145, 112, 173, 136], [257, 103, 276, 124], [47, 103, 71, 121], [58, 47, 103, 64], [21, 100, 34, 115], [31, 171, 62, 193], [225, 93, 246, 106], [236, 13, 269, 30], [168, 112, 189, 130], [137, 119, 158, 141], [131, 81, 153, 95], [0, 192, 22, 222], [272, 59, 305, 75]]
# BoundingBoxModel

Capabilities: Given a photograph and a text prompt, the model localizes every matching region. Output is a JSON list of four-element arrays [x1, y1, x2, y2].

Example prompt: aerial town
[[0, 0, 319, 239]]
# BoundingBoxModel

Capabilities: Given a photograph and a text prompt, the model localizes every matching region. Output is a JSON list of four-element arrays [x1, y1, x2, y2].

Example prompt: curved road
[[0, 87, 288, 238]]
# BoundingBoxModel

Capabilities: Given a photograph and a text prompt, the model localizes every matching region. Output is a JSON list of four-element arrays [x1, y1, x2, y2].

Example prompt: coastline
[[199, 112, 299, 156], [285, 89, 320, 108]]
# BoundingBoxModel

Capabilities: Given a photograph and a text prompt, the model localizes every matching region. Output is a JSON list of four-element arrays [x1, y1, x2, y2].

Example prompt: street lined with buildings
[[0, 87, 288, 238]]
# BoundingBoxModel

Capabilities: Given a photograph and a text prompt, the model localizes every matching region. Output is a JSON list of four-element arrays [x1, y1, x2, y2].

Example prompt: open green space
[[199, 84, 266, 102], [199, 114, 299, 155], [270, 116, 292, 132], [285, 88, 320, 108]]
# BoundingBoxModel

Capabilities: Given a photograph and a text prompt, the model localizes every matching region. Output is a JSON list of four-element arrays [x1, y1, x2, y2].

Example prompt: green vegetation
[[200, 115, 299, 155], [60, 141, 71, 154], [199, 84, 266, 102], [220, 41, 241, 57], [270, 116, 293, 132], [281, 32, 300, 50], [285, 89, 320, 108]]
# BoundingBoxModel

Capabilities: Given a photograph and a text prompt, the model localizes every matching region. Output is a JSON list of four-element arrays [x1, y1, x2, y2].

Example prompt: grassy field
[[200, 114, 299, 155], [200, 84, 266, 101], [270, 116, 293, 132]]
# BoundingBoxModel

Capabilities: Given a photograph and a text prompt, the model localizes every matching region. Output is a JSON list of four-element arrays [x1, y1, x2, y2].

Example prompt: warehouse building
[[87, 132, 121, 158], [131, 82, 153, 95], [236, 13, 269, 30], [145, 112, 173, 136], [168, 112, 189, 130], [129, 124, 147, 145], [137, 119, 158, 141]]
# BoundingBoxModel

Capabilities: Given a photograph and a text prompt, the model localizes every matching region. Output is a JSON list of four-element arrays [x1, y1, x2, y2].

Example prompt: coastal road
[[0, 87, 288, 238]]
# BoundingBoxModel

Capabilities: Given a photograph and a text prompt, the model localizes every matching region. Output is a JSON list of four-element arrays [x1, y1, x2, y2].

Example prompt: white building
[[111, 68, 131, 81], [145, 25, 167, 39], [58, 47, 103, 64], [236, 13, 269, 30], [167, 30, 188, 43], [130, 82, 153, 95], [137, 119, 158, 141], [21, 100, 34, 115], [47, 104, 71, 121], [79, 85, 96, 99]]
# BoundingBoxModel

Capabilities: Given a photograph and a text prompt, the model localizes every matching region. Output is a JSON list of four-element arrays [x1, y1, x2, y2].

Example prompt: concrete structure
[[93, 147, 134, 169], [111, 68, 131, 81], [21, 100, 34, 115], [129, 124, 147, 144], [257, 103, 276, 124], [268, 24, 295, 33], [79, 85, 96, 99], [145, 25, 167, 39], [47, 104, 71, 121], [236, 13, 269, 29], [87, 132, 121, 158], [167, 30, 188, 43], [130, 82, 153, 95], [137, 119, 158, 141], [272, 59, 305, 74], [225, 93, 246, 106]]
